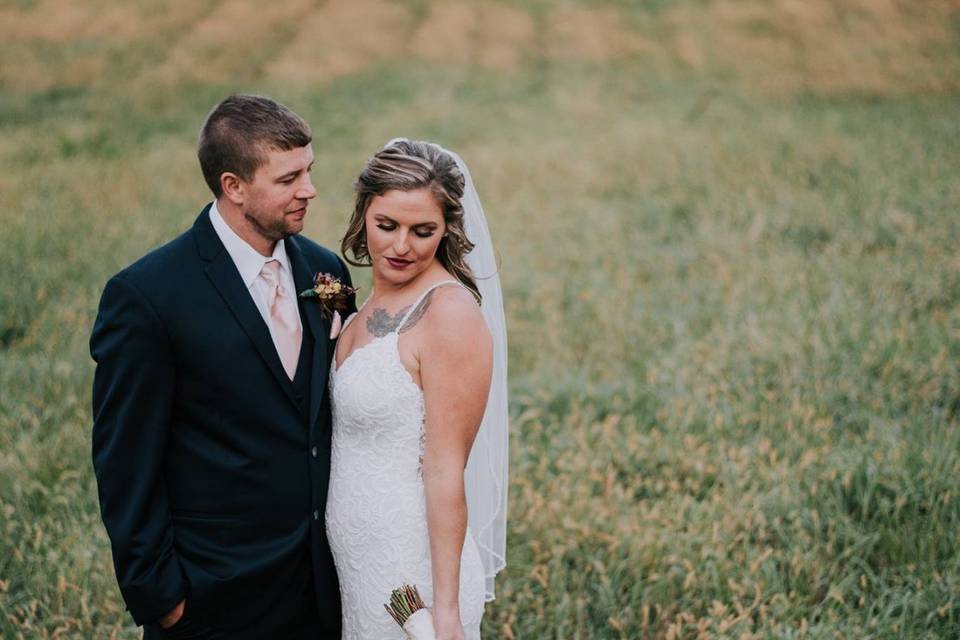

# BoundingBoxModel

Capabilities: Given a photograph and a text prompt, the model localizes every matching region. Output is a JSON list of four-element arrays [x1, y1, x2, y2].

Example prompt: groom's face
[[240, 144, 316, 242]]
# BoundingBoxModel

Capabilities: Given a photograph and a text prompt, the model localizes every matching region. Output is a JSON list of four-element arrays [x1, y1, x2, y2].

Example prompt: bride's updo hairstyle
[[342, 139, 480, 302]]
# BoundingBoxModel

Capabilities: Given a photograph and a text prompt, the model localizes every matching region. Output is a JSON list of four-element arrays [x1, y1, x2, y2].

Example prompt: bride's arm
[[420, 288, 493, 638]]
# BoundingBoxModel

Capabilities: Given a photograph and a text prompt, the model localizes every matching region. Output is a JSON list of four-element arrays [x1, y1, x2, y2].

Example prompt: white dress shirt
[[209, 201, 303, 355]]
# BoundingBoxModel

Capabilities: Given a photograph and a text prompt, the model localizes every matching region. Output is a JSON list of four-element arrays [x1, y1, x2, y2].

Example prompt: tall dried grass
[[1, 1, 958, 638]]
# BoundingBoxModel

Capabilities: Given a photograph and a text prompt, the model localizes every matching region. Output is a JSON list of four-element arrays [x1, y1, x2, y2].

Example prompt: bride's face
[[365, 187, 446, 287]]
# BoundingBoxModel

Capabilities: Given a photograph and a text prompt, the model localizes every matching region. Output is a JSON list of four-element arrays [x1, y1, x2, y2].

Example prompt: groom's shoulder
[[111, 224, 197, 290]]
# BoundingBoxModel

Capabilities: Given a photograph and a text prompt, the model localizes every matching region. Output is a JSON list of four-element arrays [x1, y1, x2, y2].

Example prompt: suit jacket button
[[311, 446, 318, 458], [313, 510, 319, 520]]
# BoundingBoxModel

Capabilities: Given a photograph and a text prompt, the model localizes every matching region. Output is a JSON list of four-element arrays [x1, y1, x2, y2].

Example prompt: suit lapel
[[285, 236, 330, 430], [194, 207, 300, 410]]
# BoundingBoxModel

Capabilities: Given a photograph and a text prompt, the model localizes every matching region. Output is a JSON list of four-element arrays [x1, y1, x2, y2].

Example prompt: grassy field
[[2, 0, 959, 638]]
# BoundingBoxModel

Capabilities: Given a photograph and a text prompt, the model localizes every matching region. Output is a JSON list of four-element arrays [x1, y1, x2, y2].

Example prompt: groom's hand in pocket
[[157, 600, 226, 640], [159, 600, 186, 629]]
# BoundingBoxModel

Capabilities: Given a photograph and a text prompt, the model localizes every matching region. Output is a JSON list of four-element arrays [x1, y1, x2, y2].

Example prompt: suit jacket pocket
[[171, 512, 248, 584], [171, 511, 240, 523]]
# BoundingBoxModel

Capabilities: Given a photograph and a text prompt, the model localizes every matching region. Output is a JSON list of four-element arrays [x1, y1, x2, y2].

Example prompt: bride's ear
[[221, 172, 244, 205]]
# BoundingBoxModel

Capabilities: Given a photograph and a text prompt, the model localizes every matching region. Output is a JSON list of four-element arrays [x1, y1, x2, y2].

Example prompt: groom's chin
[[282, 221, 305, 237], [285, 214, 306, 235]]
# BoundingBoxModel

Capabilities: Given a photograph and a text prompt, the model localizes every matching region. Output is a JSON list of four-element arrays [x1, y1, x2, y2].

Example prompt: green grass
[[2, 1, 959, 638]]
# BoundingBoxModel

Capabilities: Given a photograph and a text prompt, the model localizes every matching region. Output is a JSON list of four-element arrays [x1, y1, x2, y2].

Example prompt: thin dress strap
[[396, 280, 463, 332]]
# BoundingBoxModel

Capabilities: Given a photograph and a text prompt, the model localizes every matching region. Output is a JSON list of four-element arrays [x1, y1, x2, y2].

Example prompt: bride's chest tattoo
[[365, 290, 436, 337]]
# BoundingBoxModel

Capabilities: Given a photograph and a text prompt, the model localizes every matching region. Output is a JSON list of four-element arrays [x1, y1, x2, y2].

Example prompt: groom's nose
[[297, 176, 317, 200]]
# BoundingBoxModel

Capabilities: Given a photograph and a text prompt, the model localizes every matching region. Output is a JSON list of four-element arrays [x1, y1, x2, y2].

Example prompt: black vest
[[290, 306, 315, 422]]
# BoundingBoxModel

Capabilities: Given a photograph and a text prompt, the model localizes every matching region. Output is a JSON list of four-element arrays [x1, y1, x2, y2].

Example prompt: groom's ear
[[221, 172, 245, 206]]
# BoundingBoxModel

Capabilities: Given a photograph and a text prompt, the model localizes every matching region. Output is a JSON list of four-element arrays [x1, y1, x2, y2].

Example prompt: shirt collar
[[209, 200, 292, 289]]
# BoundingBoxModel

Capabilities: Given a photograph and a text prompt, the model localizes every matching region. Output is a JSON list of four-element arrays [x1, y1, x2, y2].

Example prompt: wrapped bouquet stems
[[384, 584, 437, 640]]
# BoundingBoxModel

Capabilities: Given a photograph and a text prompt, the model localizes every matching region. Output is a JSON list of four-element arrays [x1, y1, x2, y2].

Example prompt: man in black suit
[[91, 95, 353, 639]]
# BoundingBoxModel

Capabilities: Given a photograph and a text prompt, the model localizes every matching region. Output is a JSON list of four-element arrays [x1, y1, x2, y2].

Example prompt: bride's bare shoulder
[[418, 283, 489, 344]]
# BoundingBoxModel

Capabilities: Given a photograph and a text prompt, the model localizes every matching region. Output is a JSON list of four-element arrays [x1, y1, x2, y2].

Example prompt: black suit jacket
[[90, 205, 354, 634]]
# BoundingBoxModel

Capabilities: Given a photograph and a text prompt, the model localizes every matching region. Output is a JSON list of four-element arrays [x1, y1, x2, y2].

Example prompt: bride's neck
[[370, 263, 450, 302]]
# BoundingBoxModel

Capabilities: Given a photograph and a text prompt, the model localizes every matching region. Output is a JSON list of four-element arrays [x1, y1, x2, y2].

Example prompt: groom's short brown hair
[[198, 94, 312, 197]]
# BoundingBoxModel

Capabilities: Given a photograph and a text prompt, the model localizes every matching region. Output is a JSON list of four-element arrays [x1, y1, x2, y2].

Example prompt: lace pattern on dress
[[325, 281, 486, 639]]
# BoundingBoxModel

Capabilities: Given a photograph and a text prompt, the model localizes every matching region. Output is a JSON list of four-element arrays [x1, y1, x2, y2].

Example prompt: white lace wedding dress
[[326, 281, 486, 639]]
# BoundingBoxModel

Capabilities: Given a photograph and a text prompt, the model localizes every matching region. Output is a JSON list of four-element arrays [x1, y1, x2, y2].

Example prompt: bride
[[325, 139, 508, 639]]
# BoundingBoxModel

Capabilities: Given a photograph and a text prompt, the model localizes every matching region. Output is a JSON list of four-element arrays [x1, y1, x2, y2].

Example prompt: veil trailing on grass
[[387, 138, 509, 601]]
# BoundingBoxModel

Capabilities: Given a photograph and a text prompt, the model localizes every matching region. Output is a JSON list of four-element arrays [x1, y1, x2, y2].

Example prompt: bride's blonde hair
[[341, 139, 480, 302]]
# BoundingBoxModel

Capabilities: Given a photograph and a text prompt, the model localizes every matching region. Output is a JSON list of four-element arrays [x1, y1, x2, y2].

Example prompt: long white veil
[[444, 146, 508, 602], [387, 138, 509, 601]]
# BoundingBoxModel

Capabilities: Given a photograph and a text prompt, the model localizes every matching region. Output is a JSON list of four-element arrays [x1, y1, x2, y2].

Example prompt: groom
[[90, 95, 353, 639]]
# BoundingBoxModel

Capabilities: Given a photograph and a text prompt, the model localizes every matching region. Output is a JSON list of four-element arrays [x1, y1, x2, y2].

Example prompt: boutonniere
[[299, 273, 358, 339]]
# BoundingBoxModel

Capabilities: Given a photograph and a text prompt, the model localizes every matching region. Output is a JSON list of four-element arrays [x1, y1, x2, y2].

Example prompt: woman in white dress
[[325, 140, 508, 640]]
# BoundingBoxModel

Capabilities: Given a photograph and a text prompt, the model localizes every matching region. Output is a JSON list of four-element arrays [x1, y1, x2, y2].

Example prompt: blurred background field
[[1, 0, 959, 638]]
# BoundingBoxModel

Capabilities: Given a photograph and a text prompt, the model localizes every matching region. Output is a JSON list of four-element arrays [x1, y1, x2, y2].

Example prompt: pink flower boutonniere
[[299, 273, 358, 339]]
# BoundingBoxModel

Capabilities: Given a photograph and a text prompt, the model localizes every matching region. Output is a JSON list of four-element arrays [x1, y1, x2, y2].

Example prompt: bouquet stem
[[384, 584, 436, 640]]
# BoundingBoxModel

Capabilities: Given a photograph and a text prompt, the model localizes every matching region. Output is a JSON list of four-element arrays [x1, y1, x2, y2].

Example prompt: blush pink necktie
[[260, 260, 302, 379]]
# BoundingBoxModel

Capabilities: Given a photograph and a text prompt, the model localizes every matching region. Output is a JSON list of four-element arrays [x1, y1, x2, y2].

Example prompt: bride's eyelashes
[[374, 222, 435, 238]]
